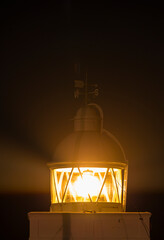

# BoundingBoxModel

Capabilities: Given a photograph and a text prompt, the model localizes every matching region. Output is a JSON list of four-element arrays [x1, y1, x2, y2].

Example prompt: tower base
[[28, 212, 151, 240]]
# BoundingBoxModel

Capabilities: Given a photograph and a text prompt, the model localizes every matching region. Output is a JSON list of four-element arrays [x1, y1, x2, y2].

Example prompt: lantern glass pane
[[51, 167, 123, 203]]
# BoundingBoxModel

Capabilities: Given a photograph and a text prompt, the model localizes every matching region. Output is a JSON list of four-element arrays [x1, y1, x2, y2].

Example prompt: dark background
[[0, 2, 164, 239]]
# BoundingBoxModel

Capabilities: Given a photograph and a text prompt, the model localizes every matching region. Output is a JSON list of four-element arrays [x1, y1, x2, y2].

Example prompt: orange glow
[[74, 171, 101, 198], [51, 167, 123, 203]]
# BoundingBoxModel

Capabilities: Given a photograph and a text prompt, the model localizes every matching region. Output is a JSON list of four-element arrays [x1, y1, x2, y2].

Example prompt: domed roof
[[49, 104, 127, 167], [53, 130, 127, 165]]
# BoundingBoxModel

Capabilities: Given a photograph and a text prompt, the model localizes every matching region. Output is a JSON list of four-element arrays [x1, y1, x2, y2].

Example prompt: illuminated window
[[51, 167, 123, 204]]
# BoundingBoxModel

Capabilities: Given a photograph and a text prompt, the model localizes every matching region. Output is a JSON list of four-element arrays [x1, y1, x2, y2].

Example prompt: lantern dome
[[50, 103, 127, 167], [53, 131, 127, 166]]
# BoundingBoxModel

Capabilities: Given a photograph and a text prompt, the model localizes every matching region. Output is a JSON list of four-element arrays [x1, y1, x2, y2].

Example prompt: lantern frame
[[48, 162, 128, 213]]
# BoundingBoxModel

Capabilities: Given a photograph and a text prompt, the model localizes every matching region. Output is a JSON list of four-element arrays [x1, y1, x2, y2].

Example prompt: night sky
[[0, 2, 164, 239]]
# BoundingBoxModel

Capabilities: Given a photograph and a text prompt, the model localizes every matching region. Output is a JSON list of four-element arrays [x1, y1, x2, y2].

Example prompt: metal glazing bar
[[96, 168, 109, 202], [58, 171, 64, 193], [111, 168, 120, 203], [121, 169, 124, 204], [78, 167, 92, 202], [53, 170, 60, 203], [66, 172, 77, 202], [62, 168, 74, 203], [98, 172, 110, 202]]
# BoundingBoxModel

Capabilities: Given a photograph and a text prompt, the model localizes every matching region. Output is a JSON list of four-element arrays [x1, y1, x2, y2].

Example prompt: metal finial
[[84, 72, 88, 105], [74, 71, 99, 102]]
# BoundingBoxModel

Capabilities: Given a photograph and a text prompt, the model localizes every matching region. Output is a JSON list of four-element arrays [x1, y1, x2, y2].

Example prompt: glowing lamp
[[47, 104, 128, 213]]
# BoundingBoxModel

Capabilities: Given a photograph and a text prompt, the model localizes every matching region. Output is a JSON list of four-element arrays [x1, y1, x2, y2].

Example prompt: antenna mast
[[74, 64, 99, 103], [84, 72, 88, 105]]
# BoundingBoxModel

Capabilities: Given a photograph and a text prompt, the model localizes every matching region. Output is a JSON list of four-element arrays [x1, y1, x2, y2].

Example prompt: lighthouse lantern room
[[48, 103, 128, 213]]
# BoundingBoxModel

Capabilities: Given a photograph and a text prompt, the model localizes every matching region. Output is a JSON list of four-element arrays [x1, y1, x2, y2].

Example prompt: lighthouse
[[28, 78, 151, 240]]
